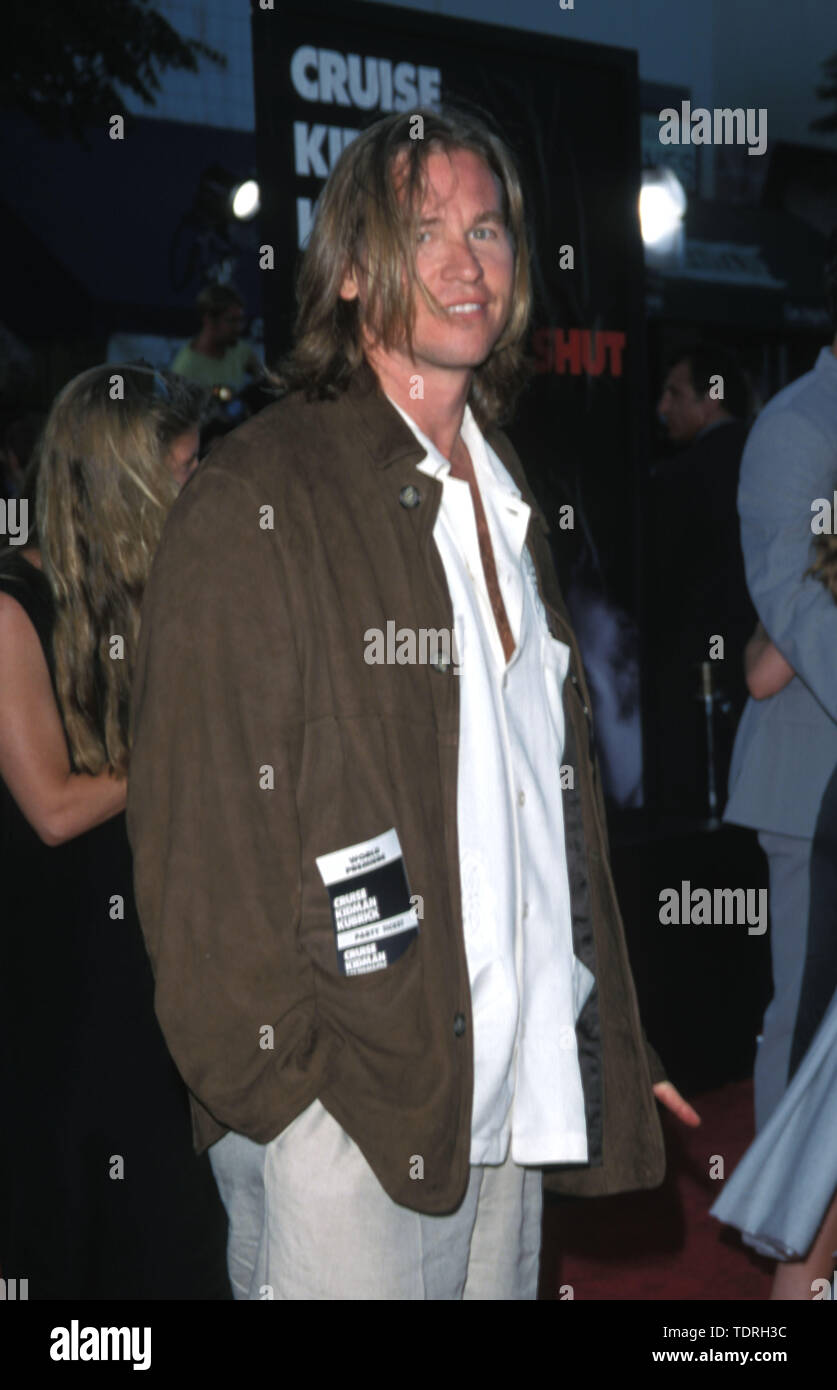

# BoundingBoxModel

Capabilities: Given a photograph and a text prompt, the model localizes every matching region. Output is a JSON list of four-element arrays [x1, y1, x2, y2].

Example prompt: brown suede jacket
[[127, 360, 667, 1215]]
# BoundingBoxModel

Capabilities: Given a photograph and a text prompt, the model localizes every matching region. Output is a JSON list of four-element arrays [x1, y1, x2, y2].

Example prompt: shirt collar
[[337, 360, 550, 533], [383, 392, 521, 498]]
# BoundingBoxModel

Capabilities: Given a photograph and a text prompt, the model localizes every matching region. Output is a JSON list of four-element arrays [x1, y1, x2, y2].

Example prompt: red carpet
[[539, 1078, 775, 1300]]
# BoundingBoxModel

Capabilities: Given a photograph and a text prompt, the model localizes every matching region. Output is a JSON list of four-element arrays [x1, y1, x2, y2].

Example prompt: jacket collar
[[341, 359, 551, 536], [341, 359, 427, 471]]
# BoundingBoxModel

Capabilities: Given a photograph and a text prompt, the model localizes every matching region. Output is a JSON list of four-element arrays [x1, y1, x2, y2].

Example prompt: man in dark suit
[[648, 343, 756, 816]]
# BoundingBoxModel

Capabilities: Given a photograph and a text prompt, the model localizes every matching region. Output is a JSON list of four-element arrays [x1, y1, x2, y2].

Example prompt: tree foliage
[[1, 0, 226, 140]]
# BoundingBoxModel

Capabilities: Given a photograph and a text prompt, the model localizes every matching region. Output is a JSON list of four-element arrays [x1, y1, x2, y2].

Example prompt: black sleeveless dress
[[0, 551, 231, 1299]]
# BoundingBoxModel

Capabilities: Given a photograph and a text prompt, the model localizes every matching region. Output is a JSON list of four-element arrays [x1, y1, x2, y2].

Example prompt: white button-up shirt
[[386, 394, 594, 1166]]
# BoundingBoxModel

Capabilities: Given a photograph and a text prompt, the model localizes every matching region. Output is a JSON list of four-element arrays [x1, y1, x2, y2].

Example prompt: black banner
[[1, 1296, 830, 1368]]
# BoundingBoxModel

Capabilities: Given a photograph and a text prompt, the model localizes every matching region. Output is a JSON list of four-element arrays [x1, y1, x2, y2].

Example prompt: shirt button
[[522, 901, 529, 919], [518, 790, 526, 807], [453, 1012, 466, 1037], [399, 484, 421, 509]]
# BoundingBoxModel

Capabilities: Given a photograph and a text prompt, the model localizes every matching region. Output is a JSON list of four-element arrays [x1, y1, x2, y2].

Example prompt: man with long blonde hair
[[129, 106, 696, 1301]]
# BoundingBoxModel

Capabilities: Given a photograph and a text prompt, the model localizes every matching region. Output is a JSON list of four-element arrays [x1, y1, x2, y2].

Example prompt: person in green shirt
[[172, 284, 262, 392]]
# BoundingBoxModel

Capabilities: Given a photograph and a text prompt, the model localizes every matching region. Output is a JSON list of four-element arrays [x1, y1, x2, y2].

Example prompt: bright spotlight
[[231, 180, 260, 221], [639, 168, 687, 247]]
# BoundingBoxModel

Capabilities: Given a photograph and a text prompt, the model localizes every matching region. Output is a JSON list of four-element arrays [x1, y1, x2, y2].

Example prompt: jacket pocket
[[314, 826, 421, 982]]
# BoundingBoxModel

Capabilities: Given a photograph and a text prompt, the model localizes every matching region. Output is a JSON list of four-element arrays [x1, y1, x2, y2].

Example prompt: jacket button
[[453, 1012, 466, 1037], [570, 671, 590, 716], [399, 484, 421, 508], [432, 659, 451, 674]]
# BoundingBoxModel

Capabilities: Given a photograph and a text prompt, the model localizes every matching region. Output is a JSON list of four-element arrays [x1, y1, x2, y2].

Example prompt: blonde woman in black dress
[[0, 364, 230, 1299]]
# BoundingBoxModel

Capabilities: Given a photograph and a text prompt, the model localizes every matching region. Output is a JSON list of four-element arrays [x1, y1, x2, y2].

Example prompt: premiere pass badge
[[315, 828, 420, 976]]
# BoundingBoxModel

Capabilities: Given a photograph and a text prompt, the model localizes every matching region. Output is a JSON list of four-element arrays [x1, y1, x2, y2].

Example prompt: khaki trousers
[[208, 1098, 543, 1300]]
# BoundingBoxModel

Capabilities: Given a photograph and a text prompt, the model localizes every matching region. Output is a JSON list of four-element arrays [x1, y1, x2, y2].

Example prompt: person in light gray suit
[[725, 234, 837, 1132]]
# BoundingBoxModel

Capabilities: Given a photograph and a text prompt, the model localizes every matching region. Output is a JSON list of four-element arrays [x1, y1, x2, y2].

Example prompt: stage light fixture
[[170, 166, 262, 291], [231, 180, 260, 221], [639, 167, 687, 247]]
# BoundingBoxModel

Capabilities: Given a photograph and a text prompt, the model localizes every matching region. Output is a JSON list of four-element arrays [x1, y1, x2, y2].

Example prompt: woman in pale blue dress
[[710, 621, 837, 1298], [710, 985, 837, 1296]]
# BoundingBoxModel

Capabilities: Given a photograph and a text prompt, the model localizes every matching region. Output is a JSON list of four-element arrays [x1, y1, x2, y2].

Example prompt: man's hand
[[653, 1080, 701, 1127]]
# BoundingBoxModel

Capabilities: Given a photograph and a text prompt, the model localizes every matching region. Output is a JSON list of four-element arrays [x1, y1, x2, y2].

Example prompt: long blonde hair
[[276, 104, 533, 429], [36, 364, 206, 775]]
